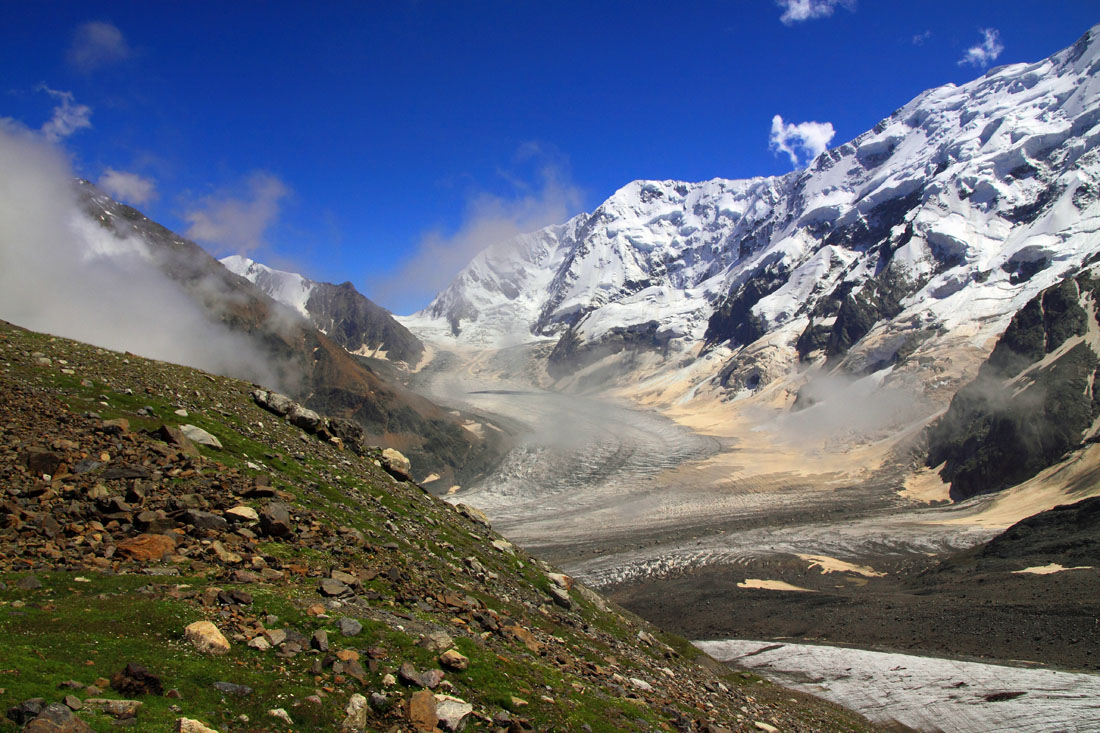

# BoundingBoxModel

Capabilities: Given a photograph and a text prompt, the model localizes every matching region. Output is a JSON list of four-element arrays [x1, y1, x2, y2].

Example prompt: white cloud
[[37, 87, 92, 142], [958, 28, 1003, 68], [369, 146, 583, 314], [777, 0, 854, 25], [0, 125, 279, 387], [98, 168, 157, 205], [68, 21, 131, 72], [769, 114, 836, 168], [184, 172, 289, 255], [912, 30, 932, 46]]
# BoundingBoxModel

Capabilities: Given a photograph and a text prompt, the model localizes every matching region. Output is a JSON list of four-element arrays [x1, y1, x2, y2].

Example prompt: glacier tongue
[[404, 23, 1100, 394]]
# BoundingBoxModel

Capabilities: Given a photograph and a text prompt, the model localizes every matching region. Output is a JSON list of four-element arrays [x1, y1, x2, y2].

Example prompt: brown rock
[[407, 690, 438, 732], [110, 663, 163, 696], [439, 649, 469, 671], [153, 425, 200, 458], [116, 534, 176, 562], [20, 447, 65, 477], [502, 624, 541, 653]]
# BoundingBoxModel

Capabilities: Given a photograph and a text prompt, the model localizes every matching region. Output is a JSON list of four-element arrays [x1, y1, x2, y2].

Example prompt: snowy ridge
[[221, 255, 314, 318], [405, 25, 1100, 389]]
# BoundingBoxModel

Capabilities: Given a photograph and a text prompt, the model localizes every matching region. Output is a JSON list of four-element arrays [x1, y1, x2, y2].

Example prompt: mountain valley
[[2, 17, 1100, 733]]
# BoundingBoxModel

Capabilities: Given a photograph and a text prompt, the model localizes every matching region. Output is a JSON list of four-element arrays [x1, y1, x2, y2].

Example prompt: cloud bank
[[777, 0, 854, 25], [769, 114, 835, 168], [371, 149, 583, 314], [958, 28, 1003, 68], [0, 125, 278, 387], [98, 168, 157, 205], [184, 172, 289, 255], [68, 21, 131, 72]]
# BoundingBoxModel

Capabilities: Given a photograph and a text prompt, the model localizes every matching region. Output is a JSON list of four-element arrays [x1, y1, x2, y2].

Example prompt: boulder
[[110, 662, 164, 696], [23, 703, 93, 732], [116, 534, 176, 562], [175, 719, 220, 733], [259, 502, 293, 537], [340, 693, 368, 732], [184, 621, 230, 654], [224, 506, 259, 523], [337, 617, 362, 637], [434, 694, 473, 732], [418, 630, 454, 653], [179, 425, 222, 450], [407, 690, 438, 732], [380, 448, 413, 481], [287, 404, 322, 432], [251, 389, 295, 417], [181, 509, 228, 532], [19, 447, 64, 477], [439, 649, 469, 671]]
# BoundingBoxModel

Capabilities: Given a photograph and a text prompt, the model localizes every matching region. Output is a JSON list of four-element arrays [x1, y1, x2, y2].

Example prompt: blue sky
[[3, 1, 1097, 313]]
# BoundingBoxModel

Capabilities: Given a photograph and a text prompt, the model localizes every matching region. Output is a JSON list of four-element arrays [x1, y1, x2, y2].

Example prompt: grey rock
[[23, 702, 93, 732], [259, 502, 293, 537], [251, 389, 295, 417], [318, 578, 350, 597], [182, 510, 227, 532], [179, 424, 222, 450], [434, 694, 473, 732], [287, 404, 322, 432], [337, 617, 362, 637], [212, 681, 252, 697]]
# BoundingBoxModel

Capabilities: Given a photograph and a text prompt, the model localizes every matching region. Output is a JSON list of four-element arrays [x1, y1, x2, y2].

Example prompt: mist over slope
[[0, 127, 503, 486], [405, 23, 1100, 406]]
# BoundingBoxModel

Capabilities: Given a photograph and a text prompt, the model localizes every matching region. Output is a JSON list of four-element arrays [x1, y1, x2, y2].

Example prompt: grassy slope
[[0, 320, 871, 732]]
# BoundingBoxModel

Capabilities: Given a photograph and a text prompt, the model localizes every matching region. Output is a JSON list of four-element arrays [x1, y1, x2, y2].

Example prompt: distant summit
[[407, 22, 1100, 384], [221, 255, 423, 368]]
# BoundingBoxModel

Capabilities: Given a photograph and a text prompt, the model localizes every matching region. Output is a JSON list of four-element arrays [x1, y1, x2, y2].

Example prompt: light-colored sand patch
[[421, 473, 440, 484], [798, 554, 885, 578], [1012, 563, 1093, 575], [446, 485, 461, 495], [407, 341, 435, 373], [901, 464, 952, 503], [351, 344, 389, 361], [939, 442, 1100, 529], [462, 421, 485, 439], [737, 579, 816, 592]]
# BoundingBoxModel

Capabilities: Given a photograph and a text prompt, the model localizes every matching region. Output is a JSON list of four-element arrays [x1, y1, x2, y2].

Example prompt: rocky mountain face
[[0, 320, 871, 732], [925, 267, 1100, 500], [220, 256, 424, 368], [77, 183, 498, 487], [406, 24, 1100, 403]]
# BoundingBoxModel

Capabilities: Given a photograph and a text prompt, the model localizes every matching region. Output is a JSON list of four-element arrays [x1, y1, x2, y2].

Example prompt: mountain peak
[[406, 23, 1100, 396]]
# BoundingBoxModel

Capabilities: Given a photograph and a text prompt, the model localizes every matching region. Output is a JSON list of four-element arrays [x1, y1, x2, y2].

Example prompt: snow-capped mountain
[[406, 25, 1100, 393], [221, 255, 423, 367]]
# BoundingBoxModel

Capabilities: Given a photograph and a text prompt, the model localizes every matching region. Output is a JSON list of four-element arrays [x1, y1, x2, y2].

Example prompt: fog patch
[[184, 172, 289, 256], [769, 371, 928, 445], [98, 168, 157, 205], [0, 124, 281, 387], [372, 146, 583, 314]]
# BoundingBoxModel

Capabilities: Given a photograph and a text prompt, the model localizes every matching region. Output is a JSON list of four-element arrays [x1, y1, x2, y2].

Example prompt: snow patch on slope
[[221, 254, 314, 318]]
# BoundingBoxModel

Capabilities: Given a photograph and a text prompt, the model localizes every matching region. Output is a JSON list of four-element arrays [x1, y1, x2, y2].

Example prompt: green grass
[[0, 572, 339, 731]]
